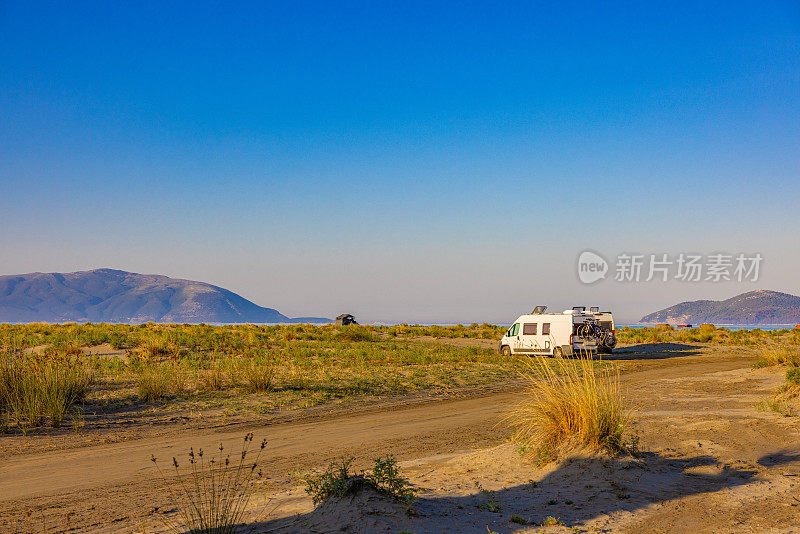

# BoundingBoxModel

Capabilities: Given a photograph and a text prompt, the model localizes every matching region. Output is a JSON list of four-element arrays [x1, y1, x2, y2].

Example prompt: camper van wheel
[[501, 345, 511, 357], [553, 347, 563, 358]]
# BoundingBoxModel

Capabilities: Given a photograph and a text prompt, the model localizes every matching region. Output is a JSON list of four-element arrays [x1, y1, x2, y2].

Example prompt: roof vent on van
[[572, 306, 586, 312], [531, 305, 547, 314], [590, 306, 599, 313]]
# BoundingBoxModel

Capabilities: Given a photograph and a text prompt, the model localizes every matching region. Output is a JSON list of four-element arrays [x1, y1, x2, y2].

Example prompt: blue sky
[[1, 1, 799, 323]]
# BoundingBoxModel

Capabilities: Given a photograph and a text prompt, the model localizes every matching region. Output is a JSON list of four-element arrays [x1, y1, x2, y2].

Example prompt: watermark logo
[[577, 250, 609, 284], [577, 252, 762, 284]]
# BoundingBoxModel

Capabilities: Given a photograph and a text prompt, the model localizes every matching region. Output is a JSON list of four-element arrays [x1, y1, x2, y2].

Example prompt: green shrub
[[303, 457, 355, 504], [366, 455, 415, 506], [303, 455, 415, 506]]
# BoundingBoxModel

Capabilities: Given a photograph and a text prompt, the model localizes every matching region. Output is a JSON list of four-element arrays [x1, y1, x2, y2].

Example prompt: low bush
[[303, 455, 415, 506], [758, 359, 799, 418], [366, 455, 415, 506], [303, 457, 355, 504], [44, 342, 84, 358]]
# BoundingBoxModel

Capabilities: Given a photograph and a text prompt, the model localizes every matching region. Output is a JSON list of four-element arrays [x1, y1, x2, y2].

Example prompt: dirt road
[[0, 390, 518, 503], [2, 344, 798, 533]]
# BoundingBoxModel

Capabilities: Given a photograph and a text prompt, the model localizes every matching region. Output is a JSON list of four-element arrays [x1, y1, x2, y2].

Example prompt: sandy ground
[[1, 342, 799, 533]]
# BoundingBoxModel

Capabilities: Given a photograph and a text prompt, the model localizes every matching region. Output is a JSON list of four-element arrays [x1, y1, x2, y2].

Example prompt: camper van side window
[[522, 323, 537, 335], [542, 323, 551, 335], [509, 323, 519, 336]]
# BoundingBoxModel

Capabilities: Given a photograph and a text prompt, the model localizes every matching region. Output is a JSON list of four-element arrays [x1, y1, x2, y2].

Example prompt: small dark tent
[[335, 314, 358, 326]]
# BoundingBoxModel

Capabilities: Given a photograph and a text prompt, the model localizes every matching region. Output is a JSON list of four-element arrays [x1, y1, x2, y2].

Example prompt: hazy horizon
[[2, 2, 799, 325], [2, 266, 796, 326]]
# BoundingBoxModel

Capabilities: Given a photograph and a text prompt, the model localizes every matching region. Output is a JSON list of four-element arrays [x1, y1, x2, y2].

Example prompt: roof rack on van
[[531, 305, 547, 314]]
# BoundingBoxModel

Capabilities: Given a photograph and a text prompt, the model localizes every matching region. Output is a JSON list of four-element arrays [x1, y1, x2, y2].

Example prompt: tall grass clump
[[240, 357, 275, 393], [137, 362, 187, 402], [509, 354, 630, 462], [150, 433, 266, 534], [200, 361, 226, 392], [0, 351, 90, 429], [134, 332, 182, 360]]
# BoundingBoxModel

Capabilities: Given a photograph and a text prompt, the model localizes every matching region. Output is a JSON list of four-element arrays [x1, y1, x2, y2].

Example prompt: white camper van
[[499, 306, 616, 357]]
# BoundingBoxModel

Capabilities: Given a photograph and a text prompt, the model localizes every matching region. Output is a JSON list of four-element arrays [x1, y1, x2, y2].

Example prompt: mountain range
[[0, 268, 330, 324], [639, 290, 800, 325]]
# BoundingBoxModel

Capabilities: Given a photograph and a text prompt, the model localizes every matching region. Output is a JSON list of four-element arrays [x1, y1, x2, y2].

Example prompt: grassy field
[[0, 323, 523, 433], [616, 323, 800, 345], [378, 321, 800, 347], [2, 321, 798, 434]]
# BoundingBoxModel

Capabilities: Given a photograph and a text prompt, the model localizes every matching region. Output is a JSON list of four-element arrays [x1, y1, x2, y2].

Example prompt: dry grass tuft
[[509, 353, 631, 462], [151, 433, 266, 533]]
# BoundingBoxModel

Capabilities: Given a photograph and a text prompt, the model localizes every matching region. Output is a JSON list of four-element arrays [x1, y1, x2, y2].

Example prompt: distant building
[[335, 314, 358, 326]]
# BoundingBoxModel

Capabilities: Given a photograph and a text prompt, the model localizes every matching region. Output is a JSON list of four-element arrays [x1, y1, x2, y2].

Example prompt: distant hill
[[639, 290, 800, 325], [0, 268, 331, 324]]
